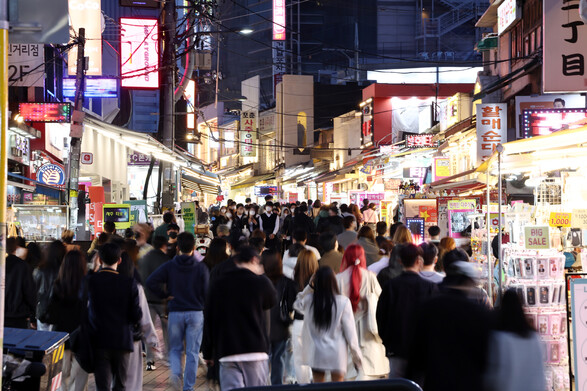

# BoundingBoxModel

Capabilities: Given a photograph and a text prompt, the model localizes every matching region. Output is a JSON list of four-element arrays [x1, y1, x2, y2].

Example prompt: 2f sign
[[524, 226, 550, 249]]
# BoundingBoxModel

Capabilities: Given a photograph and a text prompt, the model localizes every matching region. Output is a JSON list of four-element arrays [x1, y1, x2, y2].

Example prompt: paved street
[[87, 358, 211, 391]]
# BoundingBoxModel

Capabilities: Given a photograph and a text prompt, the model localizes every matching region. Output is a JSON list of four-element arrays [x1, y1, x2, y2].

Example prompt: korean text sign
[[476, 103, 507, 165], [543, 0, 587, 92], [240, 110, 257, 157], [273, 0, 286, 40]]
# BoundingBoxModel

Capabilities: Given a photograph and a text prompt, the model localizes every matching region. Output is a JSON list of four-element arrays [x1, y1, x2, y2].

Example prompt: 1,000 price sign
[[549, 212, 572, 228]]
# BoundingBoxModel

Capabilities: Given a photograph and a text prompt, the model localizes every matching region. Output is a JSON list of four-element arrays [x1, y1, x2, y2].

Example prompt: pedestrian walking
[[356, 226, 381, 266], [350, 204, 363, 229], [290, 204, 315, 235], [376, 243, 437, 378], [318, 231, 343, 272], [336, 244, 389, 379], [138, 235, 170, 370], [377, 225, 414, 288], [154, 211, 175, 240], [368, 240, 393, 275], [405, 259, 492, 391], [294, 266, 363, 383], [5, 237, 36, 329], [362, 203, 378, 231], [337, 216, 358, 251], [418, 242, 444, 284], [146, 232, 209, 391], [291, 249, 319, 384], [437, 236, 456, 272], [46, 250, 89, 391], [33, 240, 66, 330], [262, 250, 297, 385], [87, 242, 142, 391], [484, 289, 545, 391], [203, 246, 277, 391]]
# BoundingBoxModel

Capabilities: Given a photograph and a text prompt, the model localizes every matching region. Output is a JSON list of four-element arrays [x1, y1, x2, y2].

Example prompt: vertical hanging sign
[[273, 0, 286, 40], [240, 110, 257, 157], [543, 0, 587, 92], [68, 0, 102, 75], [476, 103, 507, 165]]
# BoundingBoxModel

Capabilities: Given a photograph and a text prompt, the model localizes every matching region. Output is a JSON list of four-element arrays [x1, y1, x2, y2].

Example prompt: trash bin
[[3, 328, 69, 391]]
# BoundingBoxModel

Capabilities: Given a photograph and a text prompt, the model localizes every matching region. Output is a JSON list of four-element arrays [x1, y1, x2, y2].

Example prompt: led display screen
[[19, 103, 71, 123], [522, 108, 587, 138], [63, 78, 118, 98], [120, 18, 159, 88]]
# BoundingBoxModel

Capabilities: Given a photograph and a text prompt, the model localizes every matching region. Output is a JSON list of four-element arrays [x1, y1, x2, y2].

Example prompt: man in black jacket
[[88, 242, 142, 391], [203, 246, 277, 390], [5, 237, 36, 329], [289, 204, 315, 235], [138, 235, 169, 371], [376, 243, 438, 379]]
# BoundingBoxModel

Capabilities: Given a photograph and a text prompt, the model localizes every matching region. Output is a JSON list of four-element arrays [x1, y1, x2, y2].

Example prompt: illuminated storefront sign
[[497, 0, 520, 35], [406, 134, 435, 148], [522, 108, 587, 138], [240, 110, 257, 157], [19, 103, 72, 123], [120, 18, 160, 88], [63, 78, 118, 98], [185, 79, 196, 129], [273, 0, 286, 40]]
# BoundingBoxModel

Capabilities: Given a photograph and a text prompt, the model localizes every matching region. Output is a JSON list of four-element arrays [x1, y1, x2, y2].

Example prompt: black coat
[[138, 248, 169, 304], [87, 268, 142, 351], [269, 276, 298, 343], [5, 255, 36, 321], [377, 244, 405, 288], [406, 288, 493, 391], [203, 262, 277, 360], [290, 213, 315, 235], [32, 266, 58, 322], [376, 271, 438, 358]]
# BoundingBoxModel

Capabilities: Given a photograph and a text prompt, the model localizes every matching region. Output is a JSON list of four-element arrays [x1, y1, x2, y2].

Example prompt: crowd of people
[[2, 196, 546, 391]]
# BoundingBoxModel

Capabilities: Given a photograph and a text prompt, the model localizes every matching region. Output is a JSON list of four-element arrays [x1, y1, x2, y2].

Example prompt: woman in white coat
[[294, 266, 363, 383], [337, 244, 389, 380]]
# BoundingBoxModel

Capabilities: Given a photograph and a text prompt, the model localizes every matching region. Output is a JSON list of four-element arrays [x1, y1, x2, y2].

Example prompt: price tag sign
[[524, 226, 550, 249], [572, 209, 587, 228], [549, 212, 572, 228]]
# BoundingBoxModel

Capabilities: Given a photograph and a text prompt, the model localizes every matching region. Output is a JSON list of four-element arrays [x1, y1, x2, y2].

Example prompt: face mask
[[266, 207, 272, 213], [169, 231, 178, 239], [250, 210, 256, 216], [220, 208, 226, 213], [226, 212, 232, 218], [291, 208, 295, 213]]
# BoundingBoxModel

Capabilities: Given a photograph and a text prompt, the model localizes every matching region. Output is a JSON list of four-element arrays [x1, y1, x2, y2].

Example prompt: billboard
[[521, 108, 587, 138], [63, 78, 118, 98], [8, 44, 44, 87], [120, 18, 159, 89], [497, 0, 520, 35], [273, 0, 286, 40], [543, 0, 587, 92], [68, 0, 102, 75], [515, 94, 585, 138], [185, 79, 196, 129]]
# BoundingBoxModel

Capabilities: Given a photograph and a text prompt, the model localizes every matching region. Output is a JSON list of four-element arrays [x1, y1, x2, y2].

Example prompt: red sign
[[19, 103, 71, 123], [89, 202, 104, 238], [273, 0, 286, 40], [406, 134, 435, 148], [216, 195, 224, 202], [81, 152, 93, 164], [120, 18, 159, 88], [419, 205, 438, 223]]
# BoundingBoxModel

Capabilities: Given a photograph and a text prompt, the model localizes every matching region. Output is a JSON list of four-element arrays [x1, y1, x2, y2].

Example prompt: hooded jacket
[[146, 253, 209, 312]]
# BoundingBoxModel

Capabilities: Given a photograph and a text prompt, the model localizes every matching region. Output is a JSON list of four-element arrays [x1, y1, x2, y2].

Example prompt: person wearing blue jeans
[[147, 232, 209, 391], [168, 311, 204, 390]]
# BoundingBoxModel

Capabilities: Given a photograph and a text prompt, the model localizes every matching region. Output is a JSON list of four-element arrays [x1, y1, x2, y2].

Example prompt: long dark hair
[[312, 266, 340, 331], [53, 250, 87, 298], [498, 289, 534, 338], [38, 240, 66, 272], [203, 238, 229, 270]]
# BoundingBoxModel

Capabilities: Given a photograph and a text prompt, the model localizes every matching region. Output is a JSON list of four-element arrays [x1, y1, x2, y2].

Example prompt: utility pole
[[0, 0, 9, 383], [160, 0, 176, 210], [67, 28, 86, 236]]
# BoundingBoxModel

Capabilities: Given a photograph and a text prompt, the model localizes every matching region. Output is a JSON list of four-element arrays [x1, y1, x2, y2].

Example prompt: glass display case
[[12, 205, 68, 242]]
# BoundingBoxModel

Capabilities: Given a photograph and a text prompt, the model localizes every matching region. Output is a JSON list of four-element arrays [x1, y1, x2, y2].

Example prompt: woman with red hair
[[336, 244, 389, 380]]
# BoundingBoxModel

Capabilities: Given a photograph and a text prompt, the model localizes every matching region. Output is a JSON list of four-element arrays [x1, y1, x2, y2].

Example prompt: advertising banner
[[447, 199, 476, 239], [68, 0, 102, 75], [124, 200, 148, 226], [432, 157, 451, 181], [515, 94, 585, 138], [524, 226, 550, 249], [181, 202, 196, 234], [120, 18, 159, 88], [8, 44, 44, 87]]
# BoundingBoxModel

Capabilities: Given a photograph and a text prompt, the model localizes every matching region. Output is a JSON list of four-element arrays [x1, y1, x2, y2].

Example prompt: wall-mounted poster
[[447, 199, 477, 239]]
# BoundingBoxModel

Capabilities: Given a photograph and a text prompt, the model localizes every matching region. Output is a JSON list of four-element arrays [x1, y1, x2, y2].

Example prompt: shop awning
[[181, 174, 221, 195], [216, 163, 254, 179], [428, 179, 487, 194], [231, 173, 276, 190], [428, 168, 477, 187]]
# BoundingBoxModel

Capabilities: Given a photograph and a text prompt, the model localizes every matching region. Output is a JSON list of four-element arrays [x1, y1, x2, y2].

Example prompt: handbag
[[279, 281, 292, 323]]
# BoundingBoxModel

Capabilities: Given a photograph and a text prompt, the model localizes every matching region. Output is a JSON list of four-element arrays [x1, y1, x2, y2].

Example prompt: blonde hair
[[61, 229, 75, 244], [392, 225, 413, 245], [437, 237, 457, 272], [294, 249, 319, 290]]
